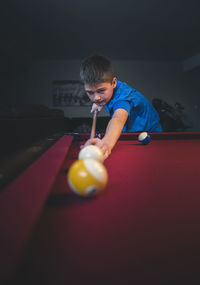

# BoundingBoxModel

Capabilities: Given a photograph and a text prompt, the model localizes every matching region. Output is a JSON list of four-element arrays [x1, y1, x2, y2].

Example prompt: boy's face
[[84, 77, 117, 106]]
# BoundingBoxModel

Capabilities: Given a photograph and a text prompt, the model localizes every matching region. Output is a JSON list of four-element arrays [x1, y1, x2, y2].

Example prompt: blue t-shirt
[[104, 80, 162, 132]]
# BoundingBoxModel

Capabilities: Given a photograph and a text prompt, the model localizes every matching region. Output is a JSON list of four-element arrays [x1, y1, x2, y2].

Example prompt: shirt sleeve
[[113, 100, 132, 114]]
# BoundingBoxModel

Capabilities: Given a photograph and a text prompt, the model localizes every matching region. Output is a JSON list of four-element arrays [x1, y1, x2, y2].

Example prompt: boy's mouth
[[95, 101, 105, 106]]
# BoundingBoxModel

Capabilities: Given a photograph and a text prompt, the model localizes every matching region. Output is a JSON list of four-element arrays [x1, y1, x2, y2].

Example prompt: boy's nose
[[94, 95, 101, 102]]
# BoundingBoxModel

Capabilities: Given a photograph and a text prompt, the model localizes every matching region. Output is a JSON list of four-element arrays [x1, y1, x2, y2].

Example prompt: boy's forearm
[[102, 116, 125, 150], [85, 108, 128, 159]]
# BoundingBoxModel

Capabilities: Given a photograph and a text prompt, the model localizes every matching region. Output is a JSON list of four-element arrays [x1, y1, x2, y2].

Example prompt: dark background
[[1, 0, 200, 154], [1, 0, 200, 61]]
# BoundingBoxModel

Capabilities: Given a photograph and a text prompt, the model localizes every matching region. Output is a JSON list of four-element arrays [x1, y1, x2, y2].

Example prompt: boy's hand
[[81, 138, 111, 160], [91, 103, 103, 113]]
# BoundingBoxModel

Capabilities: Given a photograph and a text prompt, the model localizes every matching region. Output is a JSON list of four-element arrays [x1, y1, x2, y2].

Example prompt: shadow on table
[[45, 192, 96, 207]]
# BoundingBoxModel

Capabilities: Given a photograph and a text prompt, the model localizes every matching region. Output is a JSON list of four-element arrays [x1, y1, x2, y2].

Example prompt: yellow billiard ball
[[67, 158, 108, 197], [78, 145, 104, 163]]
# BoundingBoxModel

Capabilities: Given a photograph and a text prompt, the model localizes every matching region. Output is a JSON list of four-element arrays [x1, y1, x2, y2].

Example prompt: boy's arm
[[102, 108, 128, 153], [84, 108, 128, 159]]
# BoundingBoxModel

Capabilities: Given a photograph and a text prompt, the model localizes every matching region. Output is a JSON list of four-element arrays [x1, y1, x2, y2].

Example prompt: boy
[[80, 54, 162, 159]]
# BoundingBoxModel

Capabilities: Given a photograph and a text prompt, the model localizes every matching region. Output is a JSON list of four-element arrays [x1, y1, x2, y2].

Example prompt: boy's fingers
[[104, 151, 109, 159], [91, 103, 98, 113], [91, 104, 103, 113], [89, 138, 100, 144], [81, 138, 101, 148]]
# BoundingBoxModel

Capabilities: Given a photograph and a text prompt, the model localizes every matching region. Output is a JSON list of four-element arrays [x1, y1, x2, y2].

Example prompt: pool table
[[1, 132, 200, 284]]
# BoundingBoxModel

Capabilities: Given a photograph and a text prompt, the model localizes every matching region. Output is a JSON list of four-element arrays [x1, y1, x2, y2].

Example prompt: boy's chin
[[97, 102, 105, 106]]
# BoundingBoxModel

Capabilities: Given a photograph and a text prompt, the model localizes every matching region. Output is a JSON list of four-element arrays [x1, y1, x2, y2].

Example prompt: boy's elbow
[[113, 109, 128, 123]]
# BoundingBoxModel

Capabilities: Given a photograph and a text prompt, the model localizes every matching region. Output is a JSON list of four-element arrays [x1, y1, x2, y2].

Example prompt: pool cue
[[90, 110, 97, 139]]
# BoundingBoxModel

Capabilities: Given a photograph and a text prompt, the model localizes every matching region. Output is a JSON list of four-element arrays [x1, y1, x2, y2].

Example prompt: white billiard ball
[[138, 132, 151, 145], [78, 145, 104, 163]]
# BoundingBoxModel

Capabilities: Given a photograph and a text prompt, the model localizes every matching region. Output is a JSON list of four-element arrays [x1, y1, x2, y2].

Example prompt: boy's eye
[[86, 92, 93, 96]]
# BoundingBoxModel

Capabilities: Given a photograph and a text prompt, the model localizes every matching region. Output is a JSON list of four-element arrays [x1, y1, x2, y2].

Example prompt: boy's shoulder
[[116, 80, 133, 91], [114, 80, 147, 105], [114, 80, 134, 99]]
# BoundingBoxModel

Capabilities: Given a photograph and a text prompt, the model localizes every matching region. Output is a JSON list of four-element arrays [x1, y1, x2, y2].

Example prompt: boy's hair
[[80, 54, 114, 85]]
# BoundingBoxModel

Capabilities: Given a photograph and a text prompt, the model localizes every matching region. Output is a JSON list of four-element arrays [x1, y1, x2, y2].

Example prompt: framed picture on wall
[[52, 80, 91, 107]]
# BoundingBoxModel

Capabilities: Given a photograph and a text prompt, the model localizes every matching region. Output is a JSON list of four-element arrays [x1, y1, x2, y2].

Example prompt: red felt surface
[[0, 135, 73, 282], [13, 134, 200, 284]]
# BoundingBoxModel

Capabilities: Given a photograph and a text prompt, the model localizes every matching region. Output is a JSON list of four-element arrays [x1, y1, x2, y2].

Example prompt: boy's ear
[[112, 77, 117, 88]]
